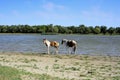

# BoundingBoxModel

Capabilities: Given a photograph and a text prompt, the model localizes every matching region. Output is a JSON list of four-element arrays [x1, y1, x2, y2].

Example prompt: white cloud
[[80, 6, 115, 22], [34, 11, 72, 20], [43, 2, 54, 11], [7, 1, 68, 21], [42, 2, 66, 11], [32, 1, 70, 20]]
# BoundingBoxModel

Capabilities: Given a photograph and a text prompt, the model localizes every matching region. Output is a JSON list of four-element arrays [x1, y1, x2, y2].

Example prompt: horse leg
[[55, 46, 59, 54], [56, 49, 58, 54], [47, 46, 50, 54], [71, 47, 74, 54], [73, 46, 76, 54], [68, 48, 70, 54], [71, 48, 73, 54]]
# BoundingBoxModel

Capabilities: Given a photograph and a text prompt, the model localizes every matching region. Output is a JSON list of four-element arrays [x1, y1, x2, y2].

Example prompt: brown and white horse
[[43, 39, 59, 54], [61, 39, 77, 54]]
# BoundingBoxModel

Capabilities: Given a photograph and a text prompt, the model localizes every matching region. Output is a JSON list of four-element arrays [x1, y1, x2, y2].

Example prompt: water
[[0, 34, 120, 56]]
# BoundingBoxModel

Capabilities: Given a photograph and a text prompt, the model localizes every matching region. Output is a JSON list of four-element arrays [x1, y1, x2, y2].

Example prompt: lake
[[0, 34, 120, 56]]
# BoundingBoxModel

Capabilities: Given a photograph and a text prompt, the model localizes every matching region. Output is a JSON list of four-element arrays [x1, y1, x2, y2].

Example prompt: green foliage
[[116, 27, 120, 34], [0, 24, 120, 35], [108, 27, 115, 35], [100, 26, 107, 35], [93, 26, 101, 34]]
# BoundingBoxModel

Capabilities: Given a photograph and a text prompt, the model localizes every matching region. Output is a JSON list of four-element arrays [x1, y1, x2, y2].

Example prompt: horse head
[[61, 39, 68, 44], [43, 38, 47, 43]]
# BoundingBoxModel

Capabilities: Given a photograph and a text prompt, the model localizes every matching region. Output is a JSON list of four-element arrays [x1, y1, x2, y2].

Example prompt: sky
[[0, 0, 120, 27]]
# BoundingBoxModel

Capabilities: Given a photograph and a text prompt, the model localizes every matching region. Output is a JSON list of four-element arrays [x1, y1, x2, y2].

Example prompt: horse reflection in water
[[43, 39, 59, 54], [61, 39, 77, 54]]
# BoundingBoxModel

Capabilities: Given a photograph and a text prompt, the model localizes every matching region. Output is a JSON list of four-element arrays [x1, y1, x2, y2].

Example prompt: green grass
[[112, 76, 120, 80], [53, 64, 60, 69], [0, 66, 21, 80], [65, 67, 80, 71], [0, 65, 69, 80]]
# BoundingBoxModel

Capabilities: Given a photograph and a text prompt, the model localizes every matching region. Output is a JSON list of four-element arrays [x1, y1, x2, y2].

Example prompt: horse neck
[[44, 40, 50, 47], [63, 40, 68, 45]]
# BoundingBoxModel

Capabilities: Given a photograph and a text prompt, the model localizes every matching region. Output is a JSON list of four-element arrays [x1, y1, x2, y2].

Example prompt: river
[[0, 34, 120, 56]]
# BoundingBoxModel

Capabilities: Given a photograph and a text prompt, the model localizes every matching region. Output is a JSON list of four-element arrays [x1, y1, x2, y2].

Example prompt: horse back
[[67, 40, 76, 47], [50, 41, 59, 47]]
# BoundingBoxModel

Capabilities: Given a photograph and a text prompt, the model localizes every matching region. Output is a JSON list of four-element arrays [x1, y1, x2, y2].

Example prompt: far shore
[[0, 52, 120, 80]]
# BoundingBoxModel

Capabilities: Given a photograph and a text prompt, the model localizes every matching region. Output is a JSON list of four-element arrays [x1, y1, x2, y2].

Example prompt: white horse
[[61, 39, 77, 54], [43, 39, 59, 54]]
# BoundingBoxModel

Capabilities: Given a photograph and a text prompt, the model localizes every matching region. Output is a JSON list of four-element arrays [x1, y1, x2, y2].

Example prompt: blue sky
[[0, 0, 120, 27]]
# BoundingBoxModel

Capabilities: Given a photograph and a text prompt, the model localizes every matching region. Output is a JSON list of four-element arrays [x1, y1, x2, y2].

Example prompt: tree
[[0, 24, 120, 35], [57, 25, 67, 33], [1, 26, 8, 33], [93, 26, 101, 34], [78, 24, 86, 34], [46, 24, 54, 33], [116, 27, 120, 34], [84, 27, 91, 34], [108, 27, 115, 35], [53, 26, 59, 33], [89, 26, 94, 34], [38, 25, 46, 33], [67, 26, 77, 33], [101, 26, 107, 35]]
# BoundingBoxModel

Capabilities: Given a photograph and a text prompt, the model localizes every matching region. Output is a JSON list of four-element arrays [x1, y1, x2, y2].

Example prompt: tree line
[[0, 24, 120, 35]]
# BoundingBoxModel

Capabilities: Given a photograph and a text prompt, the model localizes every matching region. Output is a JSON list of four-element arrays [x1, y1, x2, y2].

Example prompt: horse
[[43, 39, 59, 54], [61, 39, 77, 54]]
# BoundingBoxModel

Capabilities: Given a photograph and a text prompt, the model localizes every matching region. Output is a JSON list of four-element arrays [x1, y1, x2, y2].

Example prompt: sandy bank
[[0, 52, 120, 80]]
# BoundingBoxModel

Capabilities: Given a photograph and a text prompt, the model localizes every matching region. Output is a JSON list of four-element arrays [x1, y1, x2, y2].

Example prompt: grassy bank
[[0, 65, 68, 80], [0, 53, 120, 80]]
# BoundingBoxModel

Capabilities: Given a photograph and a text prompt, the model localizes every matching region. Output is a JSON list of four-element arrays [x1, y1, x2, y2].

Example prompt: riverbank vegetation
[[0, 24, 120, 35]]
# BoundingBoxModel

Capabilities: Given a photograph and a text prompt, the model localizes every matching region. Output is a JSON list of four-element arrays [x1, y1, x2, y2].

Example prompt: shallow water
[[0, 34, 120, 56]]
